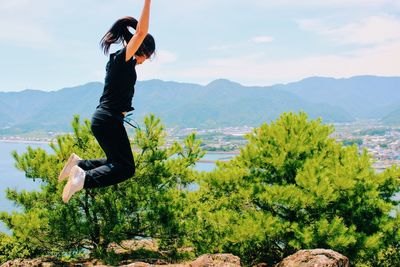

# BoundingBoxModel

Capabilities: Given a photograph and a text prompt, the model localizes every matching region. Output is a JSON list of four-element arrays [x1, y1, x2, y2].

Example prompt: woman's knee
[[126, 164, 135, 177], [119, 162, 135, 178]]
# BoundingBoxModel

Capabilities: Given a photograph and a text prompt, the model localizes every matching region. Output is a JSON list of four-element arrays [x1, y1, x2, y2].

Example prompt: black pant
[[77, 108, 135, 189]]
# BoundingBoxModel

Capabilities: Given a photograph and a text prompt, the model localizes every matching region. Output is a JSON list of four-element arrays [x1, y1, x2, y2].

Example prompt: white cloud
[[156, 0, 399, 10], [0, 0, 68, 49], [175, 40, 400, 86], [208, 35, 274, 51], [0, 0, 31, 10], [252, 36, 274, 43], [0, 17, 54, 48], [248, 0, 397, 8], [152, 50, 178, 64], [135, 50, 178, 80], [298, 14, 400, 45]]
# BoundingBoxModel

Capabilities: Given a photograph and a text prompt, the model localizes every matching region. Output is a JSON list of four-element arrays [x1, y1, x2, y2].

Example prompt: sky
[[0, 0, 399, 92]]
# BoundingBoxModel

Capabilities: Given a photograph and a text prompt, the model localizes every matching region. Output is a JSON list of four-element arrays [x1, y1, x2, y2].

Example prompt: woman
[[58, 0, 155, 203]]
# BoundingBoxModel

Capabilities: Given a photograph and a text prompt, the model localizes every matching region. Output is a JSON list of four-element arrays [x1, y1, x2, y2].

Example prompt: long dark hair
[[100, 16, 155, 58]]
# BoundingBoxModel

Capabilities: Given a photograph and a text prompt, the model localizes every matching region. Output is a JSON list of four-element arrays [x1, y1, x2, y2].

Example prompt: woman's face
[[135, 54, 147, 65]]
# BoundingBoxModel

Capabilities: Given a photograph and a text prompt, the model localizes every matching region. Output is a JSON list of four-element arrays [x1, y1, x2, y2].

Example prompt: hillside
[[0, 79, 354, 134], [277, 76, 400, 119], [381, 108, 400, 125]]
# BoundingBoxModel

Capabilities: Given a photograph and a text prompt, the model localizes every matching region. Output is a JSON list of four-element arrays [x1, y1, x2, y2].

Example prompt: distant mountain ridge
[[276, 75, 400, 119], [0, 75, 398, 134]]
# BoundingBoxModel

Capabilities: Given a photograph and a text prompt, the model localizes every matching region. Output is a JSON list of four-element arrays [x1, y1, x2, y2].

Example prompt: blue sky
[[0, 0, 399, 92]]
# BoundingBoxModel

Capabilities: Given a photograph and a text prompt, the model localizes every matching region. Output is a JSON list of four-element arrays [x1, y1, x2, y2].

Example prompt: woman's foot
[[58, 153, 82, 182], [62, 165, 86, 203]]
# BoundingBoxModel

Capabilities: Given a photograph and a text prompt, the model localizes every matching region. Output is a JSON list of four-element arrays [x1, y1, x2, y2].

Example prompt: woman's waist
[[96, 104, 133, 116], [95, 106, 126, 118]]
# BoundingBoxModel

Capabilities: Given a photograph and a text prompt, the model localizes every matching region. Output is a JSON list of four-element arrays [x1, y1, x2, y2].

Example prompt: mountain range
[[0, 75, 399, 135]]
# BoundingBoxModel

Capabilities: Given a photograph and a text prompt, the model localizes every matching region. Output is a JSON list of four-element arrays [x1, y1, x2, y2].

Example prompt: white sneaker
[[62, 165, 86, 203], [58, 153, 82, 182]]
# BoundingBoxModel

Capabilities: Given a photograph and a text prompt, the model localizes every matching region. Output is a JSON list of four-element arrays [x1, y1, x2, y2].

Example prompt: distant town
[[1, 120, 399, 171], [331, 120, 400, 172]]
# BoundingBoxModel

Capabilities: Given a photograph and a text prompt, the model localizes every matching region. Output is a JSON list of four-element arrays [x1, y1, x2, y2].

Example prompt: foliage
[[0, 114, 204, 264], [342, 138, 363, 146], [178, 112, 400, 266], [357, 128, 388, 136], [1, 112, 399, 267]]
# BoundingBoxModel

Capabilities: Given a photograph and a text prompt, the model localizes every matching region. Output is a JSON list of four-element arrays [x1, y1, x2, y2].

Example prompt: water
[[0, 142, 54, 211], [0, 141, 233, 234]]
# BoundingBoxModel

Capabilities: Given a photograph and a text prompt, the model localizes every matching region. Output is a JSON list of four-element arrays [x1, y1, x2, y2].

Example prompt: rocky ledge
[[274, 249, 349, 267], [1, 249, 349, 267]]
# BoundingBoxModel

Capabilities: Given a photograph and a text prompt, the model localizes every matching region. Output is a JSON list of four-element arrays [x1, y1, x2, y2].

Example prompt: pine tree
[[0, 114, 204, 264], [180, 112, 400, 266]]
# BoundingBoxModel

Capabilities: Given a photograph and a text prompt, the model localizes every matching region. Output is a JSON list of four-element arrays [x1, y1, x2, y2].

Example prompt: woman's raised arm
[[125, 0, 151, 62]]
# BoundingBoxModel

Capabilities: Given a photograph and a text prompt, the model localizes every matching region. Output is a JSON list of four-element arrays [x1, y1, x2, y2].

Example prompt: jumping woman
[[58, 0, 155, 203]]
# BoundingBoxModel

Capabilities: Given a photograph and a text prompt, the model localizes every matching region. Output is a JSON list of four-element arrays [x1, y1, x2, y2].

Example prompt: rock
[[120, 263, 151, 267], [120, 253, 240, 267], [275, 249, 349, 267], [188, 253, 241, 267], [107, 239, 159, 254], [0, 256, 70, 266]]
